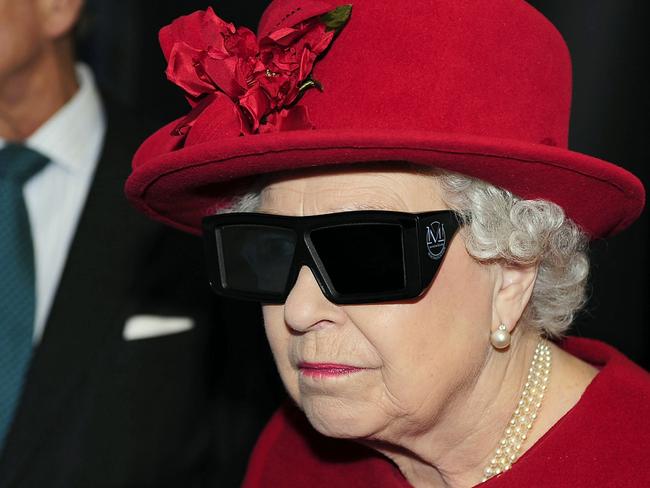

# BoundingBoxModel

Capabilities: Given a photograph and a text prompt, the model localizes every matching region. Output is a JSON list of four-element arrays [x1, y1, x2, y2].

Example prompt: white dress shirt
[[0, 64, 106, 342]]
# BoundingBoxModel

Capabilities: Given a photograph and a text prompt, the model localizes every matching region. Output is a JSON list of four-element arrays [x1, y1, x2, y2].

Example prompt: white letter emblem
[[426, 222, 446, 260]]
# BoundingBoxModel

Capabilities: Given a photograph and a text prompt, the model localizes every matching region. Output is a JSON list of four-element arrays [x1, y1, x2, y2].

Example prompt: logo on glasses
[[426, 221, 446, 260]]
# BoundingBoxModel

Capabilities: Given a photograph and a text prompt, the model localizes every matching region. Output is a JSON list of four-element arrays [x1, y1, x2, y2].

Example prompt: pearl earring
[[490, 323, 511, 349]]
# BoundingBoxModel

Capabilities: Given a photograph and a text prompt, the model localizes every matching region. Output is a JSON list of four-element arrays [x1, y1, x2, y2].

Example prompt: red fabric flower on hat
[[159, 5, 352, 138]]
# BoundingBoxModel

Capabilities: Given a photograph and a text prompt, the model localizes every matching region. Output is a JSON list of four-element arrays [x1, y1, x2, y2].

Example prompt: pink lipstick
[[298, 362, 364, 378]]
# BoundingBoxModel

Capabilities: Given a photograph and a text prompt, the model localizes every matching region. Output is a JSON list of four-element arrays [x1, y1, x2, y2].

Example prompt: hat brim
[[126, 123, 645, 238]]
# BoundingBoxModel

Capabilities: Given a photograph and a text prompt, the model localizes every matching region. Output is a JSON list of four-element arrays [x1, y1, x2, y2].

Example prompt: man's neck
[[0, 44, 79, 141]]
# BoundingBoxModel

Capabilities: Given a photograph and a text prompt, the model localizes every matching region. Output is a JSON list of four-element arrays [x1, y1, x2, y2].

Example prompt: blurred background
[[77, 0, 648, 368]]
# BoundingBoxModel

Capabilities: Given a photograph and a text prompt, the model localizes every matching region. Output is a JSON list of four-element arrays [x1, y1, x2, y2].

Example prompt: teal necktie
[[0, 144, 48, 447]]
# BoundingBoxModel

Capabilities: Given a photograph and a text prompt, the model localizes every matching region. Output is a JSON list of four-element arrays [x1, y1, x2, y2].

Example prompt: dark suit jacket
[[0, 105, 283, 488]]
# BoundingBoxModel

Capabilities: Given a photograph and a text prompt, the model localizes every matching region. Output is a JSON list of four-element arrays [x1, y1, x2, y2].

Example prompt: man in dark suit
[[0, 1, 281, 486]]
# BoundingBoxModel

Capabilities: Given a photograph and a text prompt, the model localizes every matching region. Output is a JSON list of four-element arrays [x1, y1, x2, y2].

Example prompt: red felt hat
[[125, 0, 645, 238]]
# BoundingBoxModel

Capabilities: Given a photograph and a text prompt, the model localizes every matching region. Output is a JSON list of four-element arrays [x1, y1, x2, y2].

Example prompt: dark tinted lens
[[216, 225, 297, 294], [310, 223, 405, 294]]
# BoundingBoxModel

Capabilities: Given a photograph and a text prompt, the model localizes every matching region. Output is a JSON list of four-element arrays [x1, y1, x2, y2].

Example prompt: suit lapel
[[0, 107, 157, 485]]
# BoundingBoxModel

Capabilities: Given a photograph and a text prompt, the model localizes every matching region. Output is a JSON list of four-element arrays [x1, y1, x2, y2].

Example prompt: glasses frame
[[202, 210, 462, 305]]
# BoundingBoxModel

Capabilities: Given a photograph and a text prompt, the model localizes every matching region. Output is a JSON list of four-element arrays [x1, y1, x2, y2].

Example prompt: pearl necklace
[[481, 339, 552, 482]]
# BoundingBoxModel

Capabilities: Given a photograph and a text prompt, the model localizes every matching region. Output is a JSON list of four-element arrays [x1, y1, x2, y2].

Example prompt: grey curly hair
[[434, 171, 589, 338], [221, 166, 590, 338]]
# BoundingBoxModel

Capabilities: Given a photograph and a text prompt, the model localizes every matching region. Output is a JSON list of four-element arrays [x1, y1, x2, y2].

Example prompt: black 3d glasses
[[202, 210, 462, 305]]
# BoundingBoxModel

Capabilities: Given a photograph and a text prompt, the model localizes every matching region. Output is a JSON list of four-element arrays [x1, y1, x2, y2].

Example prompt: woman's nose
[[283, 265, 345, 332]]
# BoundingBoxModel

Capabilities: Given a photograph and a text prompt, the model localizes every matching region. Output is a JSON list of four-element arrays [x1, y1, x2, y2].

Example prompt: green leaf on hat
[[298, 76, 323, 94], [321, 5, 352, 32]]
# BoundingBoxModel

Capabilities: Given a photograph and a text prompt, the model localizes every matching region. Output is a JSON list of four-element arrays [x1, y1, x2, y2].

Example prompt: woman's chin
[[301, 396, 384, 440]]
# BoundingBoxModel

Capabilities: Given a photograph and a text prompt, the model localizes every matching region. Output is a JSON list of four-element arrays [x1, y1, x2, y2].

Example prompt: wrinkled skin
[[260, 165, 493, 441], [257, 163, 597, 488]]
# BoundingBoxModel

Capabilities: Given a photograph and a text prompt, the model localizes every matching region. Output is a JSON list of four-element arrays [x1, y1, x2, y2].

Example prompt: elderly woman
[[126, 0, 649, 486]]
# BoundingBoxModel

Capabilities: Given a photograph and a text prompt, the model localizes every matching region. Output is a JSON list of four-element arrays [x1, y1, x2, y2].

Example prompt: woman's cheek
[[262, 305, 300, 399], [261, 304, 285, 355]]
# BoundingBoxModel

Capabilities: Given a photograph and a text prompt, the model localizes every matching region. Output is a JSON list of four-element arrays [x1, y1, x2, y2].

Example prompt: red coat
[[243, 338, 650, 487]]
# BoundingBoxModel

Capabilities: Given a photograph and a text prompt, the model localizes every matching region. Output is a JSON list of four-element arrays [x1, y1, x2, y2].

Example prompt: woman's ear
[[36, 0, 84, 40], [491, 262, 538, 334]]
